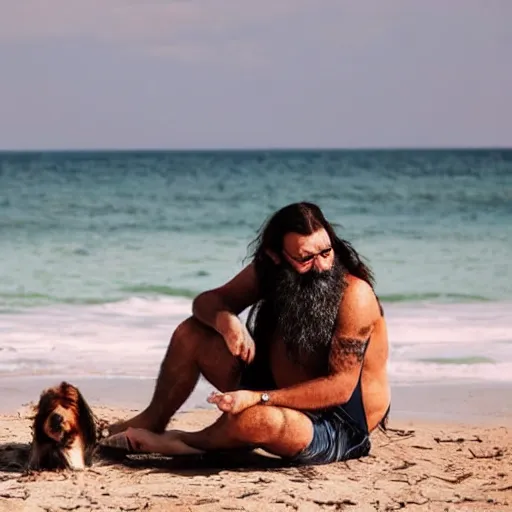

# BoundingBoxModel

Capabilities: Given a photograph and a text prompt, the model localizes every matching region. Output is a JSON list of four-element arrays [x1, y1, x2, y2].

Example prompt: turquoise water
[[0, 149, 511, 383], [1, 149, 511, 308]]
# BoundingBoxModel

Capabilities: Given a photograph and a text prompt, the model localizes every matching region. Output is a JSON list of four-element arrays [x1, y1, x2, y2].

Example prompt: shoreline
[[1, 374, 511, 427]]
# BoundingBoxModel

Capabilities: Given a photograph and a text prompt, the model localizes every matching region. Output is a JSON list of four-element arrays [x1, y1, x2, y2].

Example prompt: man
[[104, 202, 390, 465]]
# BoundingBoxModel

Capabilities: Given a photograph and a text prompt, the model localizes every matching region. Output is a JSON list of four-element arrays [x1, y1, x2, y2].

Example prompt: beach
[[1, 397, 511, 512], [1, 0, 511, 500], [1, 150, 511, 510]]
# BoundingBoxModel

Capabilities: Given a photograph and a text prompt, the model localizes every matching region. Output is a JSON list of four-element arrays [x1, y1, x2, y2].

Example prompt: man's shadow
[[0, 441, 293, 478], [0, 442, 30, 474], [96, 445, 293, 476]]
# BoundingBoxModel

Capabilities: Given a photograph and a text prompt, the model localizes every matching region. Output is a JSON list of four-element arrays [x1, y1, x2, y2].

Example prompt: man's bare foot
[[106, 410, 165, 437], [125, 428, 205, 456]]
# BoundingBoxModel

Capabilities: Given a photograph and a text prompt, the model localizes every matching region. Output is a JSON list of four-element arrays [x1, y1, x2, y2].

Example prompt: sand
[[1, 404, 511, 512]]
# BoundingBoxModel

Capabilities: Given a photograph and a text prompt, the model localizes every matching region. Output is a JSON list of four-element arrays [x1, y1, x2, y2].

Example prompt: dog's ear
[[36, 388, 56, 413], [32, 390, 55, 442], [27, 439, 43, 471], [75, 388, 97, 459], [28, 438, 66, 471]]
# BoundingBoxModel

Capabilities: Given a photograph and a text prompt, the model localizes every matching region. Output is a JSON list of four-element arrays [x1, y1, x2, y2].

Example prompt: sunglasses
[[283, 247, 333, 265]]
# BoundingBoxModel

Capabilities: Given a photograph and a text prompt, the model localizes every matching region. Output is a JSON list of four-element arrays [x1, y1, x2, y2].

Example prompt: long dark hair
[[247, 202, 375, 291]]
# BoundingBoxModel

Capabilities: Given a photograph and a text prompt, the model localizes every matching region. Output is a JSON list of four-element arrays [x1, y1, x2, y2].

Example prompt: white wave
[[389, 361, 512, 384], [0, 296, 190, 379], [1, 297, 511, 384], [385, 301, 512, 345], [98, 296, 193, 317]]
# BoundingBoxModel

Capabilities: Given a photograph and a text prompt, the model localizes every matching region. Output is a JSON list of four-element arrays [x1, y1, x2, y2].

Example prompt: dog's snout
[[50, 412, 64, 432]]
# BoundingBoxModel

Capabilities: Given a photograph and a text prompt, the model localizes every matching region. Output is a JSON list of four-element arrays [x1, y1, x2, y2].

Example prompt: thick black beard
[[270, 257, 346, 370]]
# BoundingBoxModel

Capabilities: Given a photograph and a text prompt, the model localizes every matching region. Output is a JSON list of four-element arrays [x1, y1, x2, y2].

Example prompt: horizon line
[[1, 145, 511, 153]]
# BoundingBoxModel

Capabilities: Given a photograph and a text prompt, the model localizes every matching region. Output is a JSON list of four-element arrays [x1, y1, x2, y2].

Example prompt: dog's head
[[29, 382, 97, 470]]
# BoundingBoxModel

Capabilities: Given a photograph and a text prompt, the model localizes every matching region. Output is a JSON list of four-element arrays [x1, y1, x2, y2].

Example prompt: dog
[[28, 381, 97, 471]]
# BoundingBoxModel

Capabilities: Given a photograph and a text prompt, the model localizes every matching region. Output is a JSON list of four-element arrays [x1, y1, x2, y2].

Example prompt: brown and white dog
[[28, 382, 97, 471]]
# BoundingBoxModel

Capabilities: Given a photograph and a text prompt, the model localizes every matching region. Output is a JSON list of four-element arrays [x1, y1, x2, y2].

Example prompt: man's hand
[[207, 390, 260, 414], [222, 319, 256, 363]]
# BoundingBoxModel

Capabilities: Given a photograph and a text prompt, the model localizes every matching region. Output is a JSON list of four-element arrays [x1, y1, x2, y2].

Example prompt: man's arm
[[209, 278, 381, 413], [263, 278, 380, 410], [192, 263, 260, 362]]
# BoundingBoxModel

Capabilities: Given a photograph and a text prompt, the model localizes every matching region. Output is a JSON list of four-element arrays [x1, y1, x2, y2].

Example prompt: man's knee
[[229, 406, 286, 444], [169, 316, 208, 353], [168, 316, 228, 364]]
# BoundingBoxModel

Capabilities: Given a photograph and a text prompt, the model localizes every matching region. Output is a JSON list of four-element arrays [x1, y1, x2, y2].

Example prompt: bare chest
[[269, 337, 326, 388]]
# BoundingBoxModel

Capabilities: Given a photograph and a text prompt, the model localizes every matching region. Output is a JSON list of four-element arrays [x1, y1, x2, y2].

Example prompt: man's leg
[[124, 405, 315, 459], [109, 317, 241, 434]]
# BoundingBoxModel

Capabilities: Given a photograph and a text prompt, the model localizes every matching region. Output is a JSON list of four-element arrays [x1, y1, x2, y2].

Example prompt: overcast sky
[[1, 1, 511, 150]]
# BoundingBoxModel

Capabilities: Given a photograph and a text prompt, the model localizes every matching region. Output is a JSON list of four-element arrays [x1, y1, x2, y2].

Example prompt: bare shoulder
[[340, 274, 381, 321]]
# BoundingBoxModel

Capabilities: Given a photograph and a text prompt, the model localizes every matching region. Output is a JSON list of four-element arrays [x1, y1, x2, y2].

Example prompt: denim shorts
[[286, 406, 371, 466]]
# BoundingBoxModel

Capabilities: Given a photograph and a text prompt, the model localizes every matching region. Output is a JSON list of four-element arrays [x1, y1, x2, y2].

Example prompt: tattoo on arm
[[330, 336, 368, 372]]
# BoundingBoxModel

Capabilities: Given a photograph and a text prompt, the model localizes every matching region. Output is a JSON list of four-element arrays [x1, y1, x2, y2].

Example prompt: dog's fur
[[28, 382, 97, 471]]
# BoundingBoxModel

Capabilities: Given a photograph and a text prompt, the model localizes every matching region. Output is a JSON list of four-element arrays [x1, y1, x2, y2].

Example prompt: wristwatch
[[260, 392, 270, 404]]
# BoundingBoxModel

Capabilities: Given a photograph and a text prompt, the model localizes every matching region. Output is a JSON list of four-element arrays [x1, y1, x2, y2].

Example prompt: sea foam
[[1, 297, 511, 384]]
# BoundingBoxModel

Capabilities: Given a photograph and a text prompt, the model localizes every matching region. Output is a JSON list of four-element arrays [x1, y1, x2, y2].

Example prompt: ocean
[[1, 149, 511, 392]]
